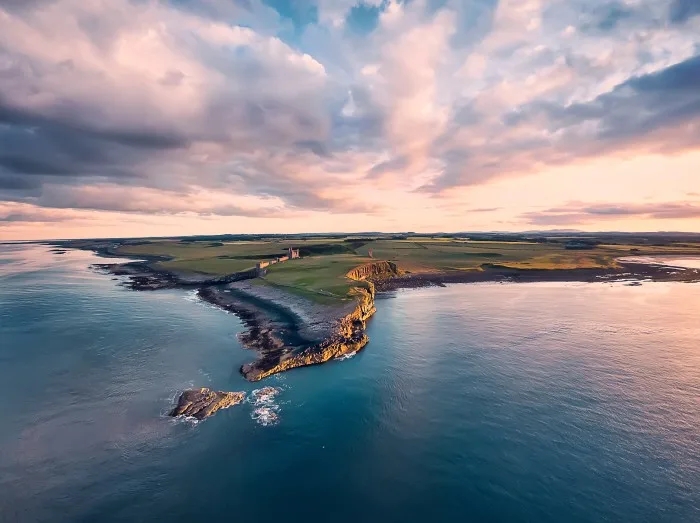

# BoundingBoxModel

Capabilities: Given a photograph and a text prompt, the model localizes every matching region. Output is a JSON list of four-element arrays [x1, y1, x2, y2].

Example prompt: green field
[[117, 239, 351, 275], [260, 254, 373, 302], [106, 234, 700, 303]]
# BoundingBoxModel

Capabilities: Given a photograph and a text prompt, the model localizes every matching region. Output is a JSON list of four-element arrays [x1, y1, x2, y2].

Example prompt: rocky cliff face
[[241, 282, 377, 381], [346, 260, 402, 281]]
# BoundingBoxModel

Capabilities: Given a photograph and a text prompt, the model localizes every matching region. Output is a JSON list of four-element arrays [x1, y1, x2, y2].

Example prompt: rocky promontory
[[241, 283, 376, 381], [195, 265, 393, 381], [169, 388, 246, 420]]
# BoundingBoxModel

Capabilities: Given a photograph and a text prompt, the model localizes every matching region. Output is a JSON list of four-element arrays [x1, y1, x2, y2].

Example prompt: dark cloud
[[423, 54, 700, 192], [523, 202, 700, 225], [97, 129, 189, 150], [0, 156, 72, 176], [0, 0, 346, 217], [0, 0, 58, 12], [554, 54, 700, 144], [594, 2, 634, 31], [628, 54, 700, 92], [669, 0, 700, 24], [0, 209, 70, 224], [0, 97, 189, 154], [0, 175, 42, 192], [329, 87, 385, 151], [366, 156, 409, 179], [1, 0, 699, 229], [294, 140, 331, 157], [0, 98, 183, 201], [35, 192, 285, 218]]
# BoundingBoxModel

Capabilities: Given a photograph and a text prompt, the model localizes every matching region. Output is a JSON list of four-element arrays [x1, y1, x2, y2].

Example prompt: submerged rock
[[169, 387, 246, 420]]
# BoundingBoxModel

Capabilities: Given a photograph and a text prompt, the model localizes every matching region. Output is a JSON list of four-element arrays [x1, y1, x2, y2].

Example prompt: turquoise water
[[1, 244, 699, 522]]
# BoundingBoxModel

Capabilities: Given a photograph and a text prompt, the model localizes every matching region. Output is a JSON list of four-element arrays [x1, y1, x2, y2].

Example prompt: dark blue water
[[1, 244, 699, 523]]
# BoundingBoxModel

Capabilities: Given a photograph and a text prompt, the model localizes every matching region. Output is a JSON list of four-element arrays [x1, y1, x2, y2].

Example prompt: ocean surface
[[1, 244, 699, 523]]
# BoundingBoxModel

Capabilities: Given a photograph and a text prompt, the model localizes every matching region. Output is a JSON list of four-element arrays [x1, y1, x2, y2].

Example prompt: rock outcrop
[[346, 260, 402, 281], [241, 283, 377, 381], [169, 388, 246, 420]]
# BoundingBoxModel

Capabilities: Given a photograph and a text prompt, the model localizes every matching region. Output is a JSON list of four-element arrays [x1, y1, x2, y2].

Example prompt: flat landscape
[[70, 232, 700, 303]]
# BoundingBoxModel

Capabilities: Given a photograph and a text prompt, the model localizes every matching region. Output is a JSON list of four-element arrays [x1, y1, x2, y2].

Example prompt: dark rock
[[240, 284, 377, 381], [169, 387, 246, 420]]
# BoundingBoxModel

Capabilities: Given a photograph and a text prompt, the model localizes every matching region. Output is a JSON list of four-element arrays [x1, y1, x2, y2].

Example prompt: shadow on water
[[223, 287, 312, 348]]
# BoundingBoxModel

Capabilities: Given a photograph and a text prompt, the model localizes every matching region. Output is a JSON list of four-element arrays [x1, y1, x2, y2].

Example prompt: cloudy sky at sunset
[[1, 0, 699, 240]]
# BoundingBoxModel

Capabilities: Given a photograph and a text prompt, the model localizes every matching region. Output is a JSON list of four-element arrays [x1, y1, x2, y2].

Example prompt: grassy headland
[[56, 232, 700, 381], [60, 231, 700, 302]]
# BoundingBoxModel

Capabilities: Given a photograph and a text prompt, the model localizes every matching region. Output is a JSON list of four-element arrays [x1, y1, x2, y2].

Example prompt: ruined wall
[[208, 268, 261, 284]]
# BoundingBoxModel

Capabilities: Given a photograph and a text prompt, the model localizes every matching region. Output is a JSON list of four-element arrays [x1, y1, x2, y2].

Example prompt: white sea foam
[[251, 406, 279, 426], [249, 386, 282, 426], [182, 289, 201, 303], [335, 351, 357, 361], [182, 290, 227, 313], [171, 414, 201, 426]]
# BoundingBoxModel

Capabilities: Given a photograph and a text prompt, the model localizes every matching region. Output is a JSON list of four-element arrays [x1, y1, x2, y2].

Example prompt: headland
[[54, 233, 700, 384]]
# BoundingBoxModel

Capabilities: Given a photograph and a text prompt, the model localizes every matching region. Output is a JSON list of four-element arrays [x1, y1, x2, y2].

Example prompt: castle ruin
[[257, 247, 299, 270]]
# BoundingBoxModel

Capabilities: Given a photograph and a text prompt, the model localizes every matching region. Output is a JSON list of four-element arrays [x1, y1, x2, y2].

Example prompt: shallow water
[[1, 244, 699, 522]]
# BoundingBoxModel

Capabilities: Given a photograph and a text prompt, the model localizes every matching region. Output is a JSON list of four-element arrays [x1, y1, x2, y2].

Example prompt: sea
[[1, 243, 699, 523]]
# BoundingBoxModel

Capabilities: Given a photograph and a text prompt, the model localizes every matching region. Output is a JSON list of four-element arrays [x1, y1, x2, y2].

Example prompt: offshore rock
[[169, 388, 246, 420], [252, 386, 280, 402]]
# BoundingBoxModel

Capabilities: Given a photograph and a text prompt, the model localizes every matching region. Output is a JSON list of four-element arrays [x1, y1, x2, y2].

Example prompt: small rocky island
[[169, 388, 246, 420]]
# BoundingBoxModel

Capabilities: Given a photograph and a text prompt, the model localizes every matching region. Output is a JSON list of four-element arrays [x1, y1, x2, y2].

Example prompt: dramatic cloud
[[0, 0, 699, 238]]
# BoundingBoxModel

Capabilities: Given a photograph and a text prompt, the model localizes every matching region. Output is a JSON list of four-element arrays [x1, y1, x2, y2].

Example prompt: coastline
[[59, 242, 700, 381], [372, 261, 700, 292]]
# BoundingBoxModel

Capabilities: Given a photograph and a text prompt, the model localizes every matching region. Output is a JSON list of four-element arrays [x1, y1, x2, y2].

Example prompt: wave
[[251, 406, 279, 426], [249, 386, 282, 426], [170, 414, 201, 426]]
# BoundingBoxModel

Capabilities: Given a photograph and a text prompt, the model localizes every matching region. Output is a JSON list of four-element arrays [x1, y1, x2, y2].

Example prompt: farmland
[[94, 233, 700, 303]]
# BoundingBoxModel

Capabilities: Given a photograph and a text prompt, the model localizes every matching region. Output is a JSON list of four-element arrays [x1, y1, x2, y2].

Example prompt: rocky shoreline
[[240, 283, 376, 381], [372, 262, 700, 292]]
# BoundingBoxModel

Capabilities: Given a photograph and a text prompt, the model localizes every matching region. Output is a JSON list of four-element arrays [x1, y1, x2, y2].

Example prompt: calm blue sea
[[1, 243, 699, 523]]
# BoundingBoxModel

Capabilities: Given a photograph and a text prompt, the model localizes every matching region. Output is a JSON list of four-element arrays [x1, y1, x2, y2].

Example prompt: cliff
[[346, 260, 402, 281], [240, 280, 377, 381]]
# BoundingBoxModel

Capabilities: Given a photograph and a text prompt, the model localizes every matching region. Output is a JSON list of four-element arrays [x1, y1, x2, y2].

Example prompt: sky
[[1, 0, 699, 240]]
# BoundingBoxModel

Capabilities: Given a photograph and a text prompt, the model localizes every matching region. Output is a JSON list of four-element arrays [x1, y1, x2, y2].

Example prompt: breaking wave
[[249, 386, 282, 426]]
